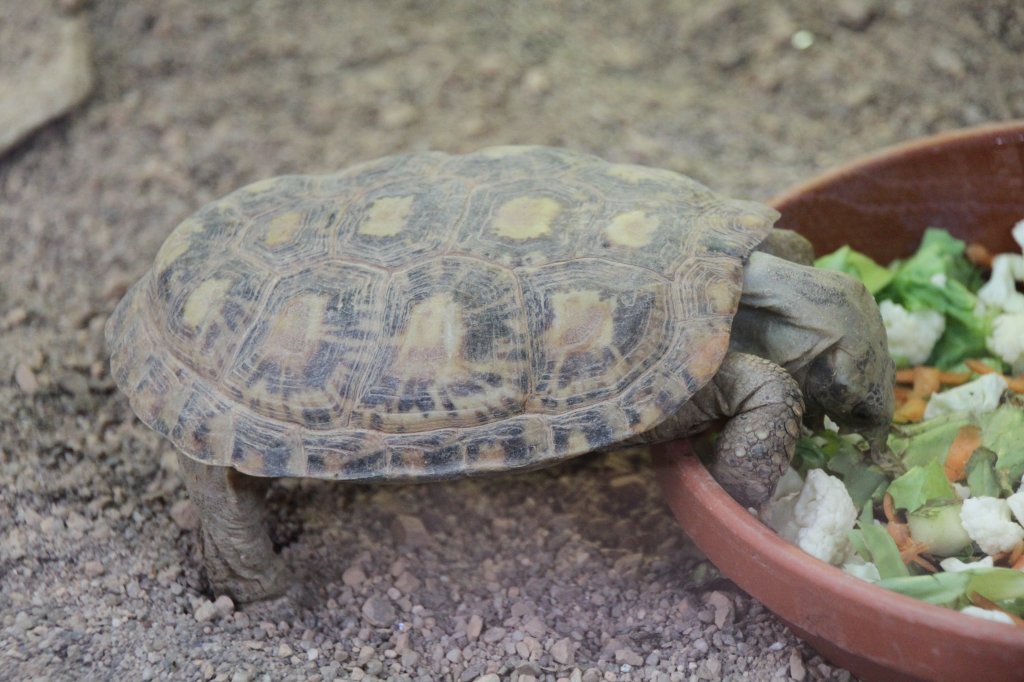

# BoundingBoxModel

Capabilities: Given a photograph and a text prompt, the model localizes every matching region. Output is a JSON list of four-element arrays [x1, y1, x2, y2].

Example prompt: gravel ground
[[3, 1, 1023, 680]]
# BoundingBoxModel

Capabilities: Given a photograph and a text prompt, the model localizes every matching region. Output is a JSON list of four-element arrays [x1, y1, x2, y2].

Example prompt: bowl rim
[[769, 119, 1024, 209], [656, 444, 1024, 647]]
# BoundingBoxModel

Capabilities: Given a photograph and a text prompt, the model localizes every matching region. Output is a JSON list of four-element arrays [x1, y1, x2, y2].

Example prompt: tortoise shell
[[106, 146, 777, 480]]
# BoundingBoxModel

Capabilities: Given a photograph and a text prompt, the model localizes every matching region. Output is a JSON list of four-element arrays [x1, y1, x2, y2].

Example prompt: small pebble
[[466, 613, 483, 640], [377, 102, 419, 130], [481, 626, 506, 643], [614, 648, 644, 667], [83, 560, 105, 577], [14, 364, 39, 394], [342, 565, 366, 587], [550, 637, 573, 665], [194, 601, 218, 623], [390, 514, 432, 547], [789, 650, 807, 681], [169, 499, 200, 531], [213, 595, 235, 618], [361, 595, 397, 627]]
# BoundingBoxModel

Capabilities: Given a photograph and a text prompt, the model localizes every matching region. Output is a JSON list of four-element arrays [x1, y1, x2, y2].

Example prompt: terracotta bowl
[[654, 121, 1024, 682]]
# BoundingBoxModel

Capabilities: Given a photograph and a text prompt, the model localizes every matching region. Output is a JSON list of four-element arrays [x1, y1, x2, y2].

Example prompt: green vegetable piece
[[981, 406, 1024, 483], [966, 568, 1024, 615], [827, 449, 890, 508], [858, 523, 910, 579], [966, 447, 1001, 498], [878, 228, 989, 368], [886, 460, 956, 513], [907, 500, 971, 557], [877, 572, 971, 607], [815, 246, 894, 294], [792, 437, 829, 477], [890, 413, 973, 470]]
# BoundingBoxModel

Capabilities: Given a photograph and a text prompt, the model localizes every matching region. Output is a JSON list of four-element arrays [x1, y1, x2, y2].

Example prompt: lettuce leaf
[[815, 246, 893, 294], [886, 460, 957, 513], [876, 228, 989, 368]]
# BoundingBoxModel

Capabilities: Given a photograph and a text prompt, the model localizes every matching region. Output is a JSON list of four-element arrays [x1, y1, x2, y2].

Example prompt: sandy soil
[[3, 1, 1023, 680]]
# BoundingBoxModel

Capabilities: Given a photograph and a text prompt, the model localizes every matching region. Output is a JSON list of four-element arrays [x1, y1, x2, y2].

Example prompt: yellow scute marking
[[267, 295, 325, 354], [706, 279, 736, 315], [264, 211, 303, 246], [492, 196, 561, 240], [567, 430, 589, 453], [547, 290, 614, 349], [359, 195, 414, 237], [605, 210, 659, 248], [154, 219, 203, 270], [182, 278, 232, 328], [395, 293, 467, 375], [606, 163, 675, 184]]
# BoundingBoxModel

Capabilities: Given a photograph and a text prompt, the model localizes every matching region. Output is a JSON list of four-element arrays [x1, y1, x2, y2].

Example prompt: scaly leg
[[177, 452, 288, 603], [643, 352, 804, 507]]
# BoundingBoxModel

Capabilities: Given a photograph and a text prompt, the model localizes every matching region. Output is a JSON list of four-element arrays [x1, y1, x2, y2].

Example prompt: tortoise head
[[801, 283, 896, 454]]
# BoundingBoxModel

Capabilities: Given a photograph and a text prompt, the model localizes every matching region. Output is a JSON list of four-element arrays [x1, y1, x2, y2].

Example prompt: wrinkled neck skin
[[729, 252, 895, 454]]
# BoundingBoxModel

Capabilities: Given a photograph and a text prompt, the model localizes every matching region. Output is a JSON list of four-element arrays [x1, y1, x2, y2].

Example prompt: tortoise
[[105, 146, 894, 603]]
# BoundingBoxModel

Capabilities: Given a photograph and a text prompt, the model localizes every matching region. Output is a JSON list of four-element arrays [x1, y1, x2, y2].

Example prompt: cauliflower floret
[[952, 482, 972, 500], [878, 300, 945, 366], [841, 557, 881, 583], [978, 253, 1024, 313], [959, 496, 1024, 555], [760, 469, 857, 565], [923, 373, 1007, 420], [960, 606, 1016, 625], [1006, 485, 1024, 526], [987, 312, 1024, 369], [939, 555, 994, 572]]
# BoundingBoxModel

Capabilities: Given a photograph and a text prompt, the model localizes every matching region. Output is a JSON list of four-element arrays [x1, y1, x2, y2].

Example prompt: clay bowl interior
[[654, 121, 1024, 682]]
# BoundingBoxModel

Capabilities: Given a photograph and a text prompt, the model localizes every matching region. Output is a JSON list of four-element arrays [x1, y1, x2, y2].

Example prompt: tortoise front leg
[[701, 352, 804, 507], [176, 452, 288, 603], [643, 352, 804, 507]]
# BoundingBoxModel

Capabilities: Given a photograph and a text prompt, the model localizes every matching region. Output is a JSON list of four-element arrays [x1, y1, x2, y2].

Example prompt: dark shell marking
[[106, 146, 777, 480]]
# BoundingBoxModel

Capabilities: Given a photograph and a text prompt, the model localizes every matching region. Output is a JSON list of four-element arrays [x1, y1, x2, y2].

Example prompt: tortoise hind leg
[[176, 452, 288, 603]]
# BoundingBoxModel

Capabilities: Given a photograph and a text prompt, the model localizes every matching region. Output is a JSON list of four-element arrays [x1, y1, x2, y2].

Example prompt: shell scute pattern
[[452, 177, 600, 268], [222, 262, 388, 430], [350, 256, 530, 433], [332, 174, 469, 267], [105, 146, 777, 480], [519, 259, 672, 412]]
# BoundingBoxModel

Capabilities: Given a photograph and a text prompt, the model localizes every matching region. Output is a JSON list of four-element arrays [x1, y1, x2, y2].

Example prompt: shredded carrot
[[965, 242, 994, 269], [895, 368, 917, 384], [965, 358, 996, 375], [911, 367, 941, 398], [894, 397, 928, 423], [944, 424, 983, 482], [1009, 540, 1024, 567], [937, 370, 971, 386], [1007, 376, 1024, 394], [883, 492, 899, 523], [969, 593, 1024, 627]]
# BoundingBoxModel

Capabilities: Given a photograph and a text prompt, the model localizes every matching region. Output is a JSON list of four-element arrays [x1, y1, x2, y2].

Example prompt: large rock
[[0, 2, 94, 156]]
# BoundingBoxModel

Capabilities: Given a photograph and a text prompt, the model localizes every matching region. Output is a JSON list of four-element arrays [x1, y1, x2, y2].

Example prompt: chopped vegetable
[[878, 300, 945, 366], [960, 497, 1024, 555], [922, 373, 1007, 420], [770, 225, 1024, 623], [887, 460, 957, 513], [760, 468, 857, 565], [907, 500, 971, 557], [943, 424, 982, 482]]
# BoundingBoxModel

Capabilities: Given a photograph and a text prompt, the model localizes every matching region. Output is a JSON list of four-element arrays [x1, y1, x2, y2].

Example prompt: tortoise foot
[[177, 452, 288, 603]]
